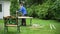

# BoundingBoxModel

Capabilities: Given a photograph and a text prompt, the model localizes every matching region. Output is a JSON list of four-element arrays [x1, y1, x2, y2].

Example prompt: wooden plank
[[6, 24, 17, 27], [50, 24, 56, 29], [18, 16, 33, 19], [52, 24, 56, 29], [50, 24, 52, 29]]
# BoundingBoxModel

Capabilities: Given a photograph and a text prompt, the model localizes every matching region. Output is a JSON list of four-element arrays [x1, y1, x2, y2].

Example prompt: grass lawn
[[0, 18, 60, 34]]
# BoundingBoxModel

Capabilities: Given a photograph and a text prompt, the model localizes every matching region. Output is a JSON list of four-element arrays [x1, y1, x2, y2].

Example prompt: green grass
[[0, 18, 60, 34]]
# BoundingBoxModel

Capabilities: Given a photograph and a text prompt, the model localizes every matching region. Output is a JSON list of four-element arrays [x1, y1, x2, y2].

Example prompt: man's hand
[[16, 11, 18, 13]]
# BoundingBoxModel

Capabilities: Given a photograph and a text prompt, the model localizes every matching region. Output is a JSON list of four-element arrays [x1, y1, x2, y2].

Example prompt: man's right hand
[[16, 11, 18, 13]]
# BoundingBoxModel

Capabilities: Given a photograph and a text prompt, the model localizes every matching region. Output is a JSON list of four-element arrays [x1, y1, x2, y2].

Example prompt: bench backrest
[[3, 11, 18, 25]]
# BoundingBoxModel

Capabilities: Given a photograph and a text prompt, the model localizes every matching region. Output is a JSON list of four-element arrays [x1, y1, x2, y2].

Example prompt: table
[[18, 16, 33, 26]]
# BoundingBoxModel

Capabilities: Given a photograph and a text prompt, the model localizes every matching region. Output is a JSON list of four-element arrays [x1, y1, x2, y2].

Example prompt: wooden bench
[[3, 16, 20, 32]]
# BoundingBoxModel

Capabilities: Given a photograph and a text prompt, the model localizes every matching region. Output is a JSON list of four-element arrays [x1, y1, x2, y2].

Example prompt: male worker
[[18, 1, 27, 26]]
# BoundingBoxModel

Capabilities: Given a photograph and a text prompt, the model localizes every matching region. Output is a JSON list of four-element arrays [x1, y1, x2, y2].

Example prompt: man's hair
[[20, 1, 25, 4]]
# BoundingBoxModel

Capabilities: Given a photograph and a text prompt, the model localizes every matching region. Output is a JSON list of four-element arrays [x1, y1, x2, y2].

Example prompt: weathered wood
[[18, 16, 33, 26], [6, 24, 17, 27], [18, 16, 33, 18], [3, 15, 20, 32]]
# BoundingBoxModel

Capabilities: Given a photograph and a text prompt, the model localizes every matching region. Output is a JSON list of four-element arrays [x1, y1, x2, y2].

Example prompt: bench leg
[[4, 26, 8, 33], [17, 26, 20, 32], [30, 18, 32, 26]]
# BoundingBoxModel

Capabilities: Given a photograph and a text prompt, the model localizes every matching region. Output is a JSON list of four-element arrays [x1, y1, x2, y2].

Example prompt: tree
[[10, 0, 19, 16]]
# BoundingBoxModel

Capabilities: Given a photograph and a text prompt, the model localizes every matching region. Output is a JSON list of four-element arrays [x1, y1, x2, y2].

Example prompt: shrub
[[10, 0, 19, 16]]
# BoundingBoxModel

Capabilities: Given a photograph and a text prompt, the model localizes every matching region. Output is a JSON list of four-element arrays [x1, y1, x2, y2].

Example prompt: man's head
[[20, 1, 25, 6]]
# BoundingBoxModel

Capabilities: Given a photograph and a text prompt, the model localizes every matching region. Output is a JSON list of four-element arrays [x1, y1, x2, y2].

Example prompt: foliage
[[10, 0, 19, 16], [48, 0, 60, 19], [27, 0, 60, 20]]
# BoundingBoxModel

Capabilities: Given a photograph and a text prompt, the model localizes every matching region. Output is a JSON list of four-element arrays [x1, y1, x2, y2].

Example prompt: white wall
[[3, 1, 10, 17], [0, 1, 4, 19]]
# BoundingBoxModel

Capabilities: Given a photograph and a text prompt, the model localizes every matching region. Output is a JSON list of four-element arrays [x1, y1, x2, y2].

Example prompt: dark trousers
[[21, 14, 27, 26], [22, 18, 26, 26]]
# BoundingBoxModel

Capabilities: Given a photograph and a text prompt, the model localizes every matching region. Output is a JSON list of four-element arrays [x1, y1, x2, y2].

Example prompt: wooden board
[[6, 24, 17, 27], [18, 16, 33, 19]]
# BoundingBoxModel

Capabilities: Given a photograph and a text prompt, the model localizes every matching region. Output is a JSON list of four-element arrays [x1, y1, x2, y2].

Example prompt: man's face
[[20, 4, 21, 7]]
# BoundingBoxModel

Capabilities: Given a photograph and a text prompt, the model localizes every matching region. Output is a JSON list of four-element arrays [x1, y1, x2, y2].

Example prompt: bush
[[48, 0, 60, 20], [27, 2, 51, 19], [10, 0, 19, 16], [27, 0, 60, 20]]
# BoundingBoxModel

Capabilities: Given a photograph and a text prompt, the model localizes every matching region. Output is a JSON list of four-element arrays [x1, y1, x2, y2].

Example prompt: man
[[18, 1, 27, 26]]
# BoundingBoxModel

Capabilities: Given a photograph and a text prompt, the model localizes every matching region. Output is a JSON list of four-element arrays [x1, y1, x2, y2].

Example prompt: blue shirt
[[18, 6, 27, 16]]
